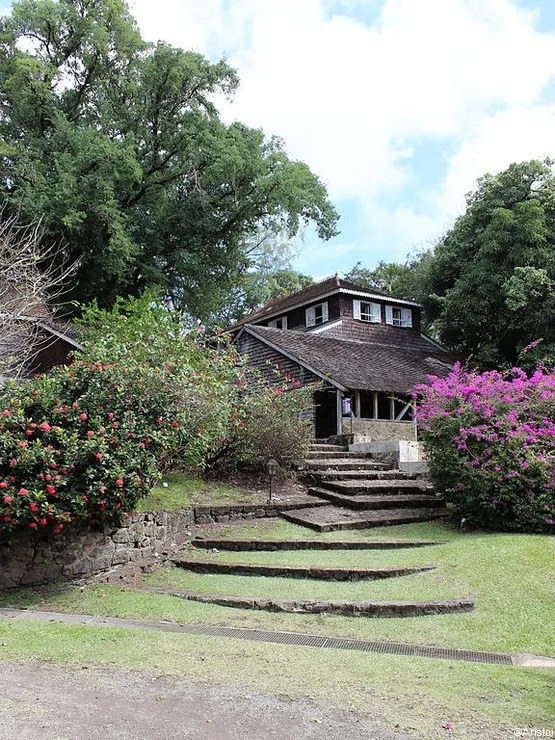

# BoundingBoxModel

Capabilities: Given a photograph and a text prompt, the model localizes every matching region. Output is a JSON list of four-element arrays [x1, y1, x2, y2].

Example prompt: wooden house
[[231, 275, 452, 441]]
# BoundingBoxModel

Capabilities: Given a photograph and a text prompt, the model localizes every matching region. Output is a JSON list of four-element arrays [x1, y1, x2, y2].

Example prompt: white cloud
[[130, 0, 555, 263]]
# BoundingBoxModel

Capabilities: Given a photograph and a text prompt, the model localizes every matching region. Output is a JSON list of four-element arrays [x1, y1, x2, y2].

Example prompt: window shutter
[[322, 302, 329, 323], [401, 309, 412, 328], [305, 307, 316, 327], [353, 300, 361, 320], [385, 305, 393, 325], [370, 302, 381, 323]]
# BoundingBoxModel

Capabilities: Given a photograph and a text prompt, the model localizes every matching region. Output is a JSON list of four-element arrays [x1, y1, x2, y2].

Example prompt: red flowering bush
[[0, 294, 313, 536], [415, 363, 555, 532]]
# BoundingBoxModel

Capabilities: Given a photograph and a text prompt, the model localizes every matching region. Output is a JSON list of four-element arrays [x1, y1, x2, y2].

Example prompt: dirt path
[[0, 659, 410, 740]]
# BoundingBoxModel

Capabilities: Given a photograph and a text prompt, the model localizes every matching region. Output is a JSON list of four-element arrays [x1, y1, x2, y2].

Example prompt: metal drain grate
[[0, 609, 515, 666], [175, 623, 513, 665]]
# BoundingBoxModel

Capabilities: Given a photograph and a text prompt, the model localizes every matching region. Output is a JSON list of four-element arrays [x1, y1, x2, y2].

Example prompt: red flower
[[95, 453, 103, 460], [39, 422, 51, 432], [25, 430, 33, 437], [3, 496, 12, 504], [0, 482, 7, 489], [171, 421, 179, 428], [29, 522, 37, 528], [18, 488, 28, 496], [46, 485, 56, 495], [1, 410, 9, 417], [87, 430, 95, 437], [54, 524, 64, 534], [30, 502, 39, 513], [115, 479, 123, 487]]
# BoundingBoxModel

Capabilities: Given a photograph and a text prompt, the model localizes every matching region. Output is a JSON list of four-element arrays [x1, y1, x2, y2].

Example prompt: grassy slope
[[1, 520, 553, 737], [135, 472, 258, 512]]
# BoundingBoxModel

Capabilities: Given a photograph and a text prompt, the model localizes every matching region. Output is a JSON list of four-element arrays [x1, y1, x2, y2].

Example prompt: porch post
[[389, 396, 395, 421], [355, 390, 361, 418], [373, 391, 378, 420], [336, 389, 343, 435]]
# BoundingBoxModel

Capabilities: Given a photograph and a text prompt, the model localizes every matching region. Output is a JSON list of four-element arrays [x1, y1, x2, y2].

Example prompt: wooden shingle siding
[[260, 294, 341, 331], [237, 332, 321, 387], [333, 295, 424, 345]]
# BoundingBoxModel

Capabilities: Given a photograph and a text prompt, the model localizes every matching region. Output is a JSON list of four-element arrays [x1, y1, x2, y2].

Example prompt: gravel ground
[[0, 659, 411, 740]]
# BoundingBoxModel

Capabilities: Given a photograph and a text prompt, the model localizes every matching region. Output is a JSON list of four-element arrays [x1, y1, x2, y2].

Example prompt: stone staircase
[[281, 441, 447, 532]]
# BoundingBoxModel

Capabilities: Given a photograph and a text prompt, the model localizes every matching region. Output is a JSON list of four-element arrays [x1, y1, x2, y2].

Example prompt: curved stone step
[[146, 587, 475, 617], [304, 459, 389, 471], [310, 469, 417, 480], [325, 479, 434, 495], [171, 558, 436, 581], [307, 487, 446, 511], [191, 538, 448, 551], [280, 505, 448, 532]]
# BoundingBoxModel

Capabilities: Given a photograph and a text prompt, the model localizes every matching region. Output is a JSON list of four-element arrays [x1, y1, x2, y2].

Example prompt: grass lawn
[[135, 472, 259, 512], [1, 519, 554, 738]]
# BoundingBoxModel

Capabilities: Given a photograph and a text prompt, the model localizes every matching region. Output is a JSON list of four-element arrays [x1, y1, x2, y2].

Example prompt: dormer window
[[306, 302, 329, 327], [385, 305, 412, 328], [353, 300, 380, 323], [268, 316, 287, 330]]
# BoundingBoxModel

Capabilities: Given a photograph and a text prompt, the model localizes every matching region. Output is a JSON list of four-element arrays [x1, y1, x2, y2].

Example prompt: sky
[[3, 0, 555, 280]]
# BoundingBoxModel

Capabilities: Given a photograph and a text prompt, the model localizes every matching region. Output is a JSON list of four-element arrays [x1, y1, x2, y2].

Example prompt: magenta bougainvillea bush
[[414, 363, 555, 532], [0, 295, 312, 537]]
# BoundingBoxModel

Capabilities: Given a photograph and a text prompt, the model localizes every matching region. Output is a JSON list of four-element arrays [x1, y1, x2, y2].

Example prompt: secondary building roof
[[243, 325, 452, 393]]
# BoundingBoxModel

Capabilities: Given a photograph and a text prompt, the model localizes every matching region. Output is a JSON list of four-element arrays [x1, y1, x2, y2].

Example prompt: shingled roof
[[244, 325, 452, 393], [229, 275, 420, 330]]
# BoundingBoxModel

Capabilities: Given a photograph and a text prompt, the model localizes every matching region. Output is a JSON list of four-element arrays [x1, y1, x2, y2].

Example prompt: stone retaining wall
[[0, 502, 290, 591]]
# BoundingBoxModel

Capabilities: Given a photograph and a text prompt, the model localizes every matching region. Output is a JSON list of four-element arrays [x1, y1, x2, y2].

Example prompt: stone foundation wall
[[342, 418, 416, 442], [0, 503, 288, 591]]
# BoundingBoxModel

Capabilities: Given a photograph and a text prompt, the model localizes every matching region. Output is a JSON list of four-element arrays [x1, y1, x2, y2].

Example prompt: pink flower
[[87, 430, 95, 437], [115, 479, 123, 487], [46, 485, 56, 495], [18, 488, 28, 496], [80, 413, 88, 421], [29, 502, 39, 513], [0, 482, 7, 489], [3, 496, 12, 504], [95, 453, 103, 460], [39, 422, 51, 432]]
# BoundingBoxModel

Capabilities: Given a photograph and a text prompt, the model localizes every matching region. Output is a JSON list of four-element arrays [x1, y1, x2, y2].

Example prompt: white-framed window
[[305, 302, 329, 327], [268, 316, 287, 330], [385, 305, 412, 328], [353, 299, 380, 323]]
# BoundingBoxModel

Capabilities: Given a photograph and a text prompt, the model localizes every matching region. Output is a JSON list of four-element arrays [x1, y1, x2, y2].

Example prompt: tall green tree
[[213, 267, 314, 326], [422, 159, 555, 369], [0, 0, 338, 317]]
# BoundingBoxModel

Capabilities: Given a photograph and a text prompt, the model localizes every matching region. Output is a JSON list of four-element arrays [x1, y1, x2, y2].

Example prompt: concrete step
[[308, 444, 346, 452], [303, 458, 389, 471], [306, 451, 370, 460], [172, 558, 437, 581], [307, 487, 446, 511], [324, 479, 435, 495], [309, 469, 416, 481], [280, 505, 449, 532]]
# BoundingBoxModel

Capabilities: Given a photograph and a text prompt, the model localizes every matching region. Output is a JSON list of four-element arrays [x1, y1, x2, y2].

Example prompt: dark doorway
[[314, 389, 337, 438]]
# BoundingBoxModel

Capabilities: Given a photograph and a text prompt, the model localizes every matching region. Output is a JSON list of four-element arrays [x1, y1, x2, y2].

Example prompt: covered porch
[[313, 387, 416, 442]]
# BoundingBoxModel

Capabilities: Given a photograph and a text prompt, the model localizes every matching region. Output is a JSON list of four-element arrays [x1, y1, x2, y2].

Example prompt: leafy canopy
[[0, 0, 339, 317], [422, 159, 555, 368]]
